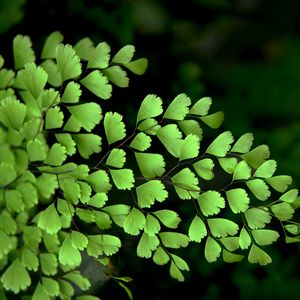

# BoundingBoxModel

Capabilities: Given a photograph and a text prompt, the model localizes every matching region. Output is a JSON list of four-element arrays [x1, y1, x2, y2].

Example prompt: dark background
[[1, 0, 300, 299]]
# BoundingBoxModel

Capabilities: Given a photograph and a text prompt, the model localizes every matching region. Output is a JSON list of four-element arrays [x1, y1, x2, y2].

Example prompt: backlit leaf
[[153, 246, 169, 265], [248, 244, 272, 266], [102, 66, 129, 87], [163, 93, 191, 120], [61, 81, 81, 103], [254, 160, 277, 178], [252, 229, 279, 246], [144, 214, 161, 236], [188, 215, 207, 242], [56, 44, 82, 81], [159, 232, 190, 249], [13, 35, 35, 69], [106, 149, 126, 168], [102, 205, 130, 228], [39, 253, 58, 275], [271, 203, 294, 221], [46, 106, 64, 129], [40, 60, 62, 87], [137, 118, 161, 135], [189, 97, 212, 116], [112, 45, 135, 64], [63, 271, 90, 291], [153, 210, 181, 229], [239, 227, 251, 249], [137, 232, 159, 258], [226, 188, 250, 213], [1, 259, 31, 293], [72, 134, 102, 159], [222, 250, 244, 263], [87, 42, 110, 69], [135, 152, 165, 178], [242, 145, 270, 168], [94, 211, 112, 230], [279, 189, 298, 203], [136, 180, 168, 208], [179, 134, 200, 161], [197, 191, 225, 216], [233, 161, 252, 180], [208, 218, 239, 238], [193, 158, 214, 180], [38, 203, 62, 234], [86, 170, 111, 193], [265, 175, 293, 193], [41, 31, 64, 59], [74, 37, 94, 60], [206, 131, 234, 157], [55, 133, 76, 156], [27, 139, 47, 162], [70, 231, 88, 250], [87, 235, 121, 257], [124, 208, 146, 235], [177, 120, 202, 137], [246, 179, 271, 201], [136, 94, 163, 123], [231, 133, 254, 153], [44, 143, 66, 166], [23, 226, 42, 250], [200, 111, 224, 129], [36, 173, 58, 198], [110, 169, 134, 190], [104, 112, 126, 145], [125, 58, 148, 75], [80, 70, 112, 99], [244, 207, 271, 229], [129, 132, 151, 151], [218, 157, 238, 174], [205, 236, 221, 262], [59, 235, 81, 267]]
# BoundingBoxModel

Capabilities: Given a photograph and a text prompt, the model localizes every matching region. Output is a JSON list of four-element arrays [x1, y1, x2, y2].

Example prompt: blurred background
[[1, 0, 300, 299]]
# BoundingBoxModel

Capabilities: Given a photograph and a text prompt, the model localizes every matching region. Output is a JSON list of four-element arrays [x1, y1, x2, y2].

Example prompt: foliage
[[0, 31, 299, 299]]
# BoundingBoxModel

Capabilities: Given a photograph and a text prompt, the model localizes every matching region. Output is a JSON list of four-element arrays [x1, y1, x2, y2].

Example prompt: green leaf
[[59, 235, 81, 267], [246, 179, 271, 201], [32, 282, 50, 300], [171, 168, 199, 199], [40, 60, 62, 87], [136, 180, 168, 208], [87, 42, 110, 69], [0, 162, 16, 186], [208, 218, 239, 238], [102, 204, 130, 227], [153, 210, 181, 229], [106, 149, 126, 168], [46, 107, 64, 129], [39, 253, 58, 275], [169, 261, 184, 282], [231, 133, 254, 153], [41, 31, 64, 59], [265, 175, 293, 192], [233, 161, 252, 180], [87, 235, 121, 257], [0, 55, 4, 68], [135, 152, 165, 178], [63, 271, 90, 291], [0, 210, 17, 234], [36, 173, 58, 198], [137, 118, 161, 135], [179, 134, 200, 161], [189, 97, 212, 116], [220, 237, 240, 251], [177, 120, 202, 137], [38, 203, 62, 234], [21, 248, 39, 271], [156, 124, 183, 157], [144, 214, 161, 236], [137, 232, 159, 258], [171, 254, 189, 272], [159, 232, 190, 249], [17, 63, 48, 98], [124, 208, 146, 235], [66, 103, 102, 132], [13, 35, 35, 69], [0, 229, 14, 259], [137, 94, 163, 123], [1, 259, 31, 293], [86, 170, 111, 193], [200, 111, 224, 129], [252, 229, 279, 246], [254, 160, 277, 178], [218, 157, 238, 174], [55, 133, 76, 156], [80, 70, 112, 99], [86, 193, 108, 208], [248, 244, 272, 266], [271, 203, 294, 221], [58, 279, 74, 297], [279, 189, 298, 203], [204, 236, 221, 262], [226, 188, 250, 213], [38, 88, 60, 109], [72, 134, 102, 159], [42, 277, 60, 297], [239, 227, 251, 249], [76, 208, 95, 223], [102, 66, 129, 87], [112, 45, 135, 64], [94, 210, 112, 230], [163, 93, 191, 120], [125, 58, 148, 75], [193, 158, 214, 180], [117, 281, 133, 300], [56, 44, 82, 81], [244, 207, 271, 229], [27, 139, 46, 162], [285, 224, 300, 235], [153, 246, 170, 265], [61, 81, 81, 103], [0, 97, 26, 130], [5, 189, 24, 212], [110, 169, 135, 190], [70, 231, 88, 250], [74, 37, 94, 61], [197, 191, 225, 216], [23, 226, 42, 250], [76, 296, 101, 300], [206, 131, 234, 157], [222, 250, 244, 263], [129, 132, 151, 151], [0, 69, 14, 89], [104, 112, 126, 144], [20, 118, 40, 140], [44, 143, 66, 166], [188, 215, 207, 242], [242, 145, 270, 169]]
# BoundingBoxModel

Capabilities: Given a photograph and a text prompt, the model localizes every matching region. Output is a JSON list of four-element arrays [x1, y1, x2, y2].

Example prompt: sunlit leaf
[[38, 203, 62, 234], [137, 232, 159, 258], [177, 120, 202, 137], [226, 188, 250, 213], [197, 191, 225, 216], [13, 35, 35, 69], [112, 45, 135, 64], [244, 207, 271, 229], [110, 169, 134, 190], [188, 215, 207, 242], [124, 208, 146, 235], [59, 235, 81, 267], [246, 179, 271, 201], [129, 132, 151, 151], [27, 139, 47, 162], [222, 250, 244, 263], [153, 246, 169, 265], [144, 214, 161, 236], [102, 66, 129, 87], [218, 157, 238, 174], [242, 145, 270, 169], [205, 236, 221, 263], [254, 160, 277, 178], [41, 31, 64, 59], [46, 107, 64, 129], [279, 189, 298, 203], [193, 158, 214, 180], [163, 93, 191, 120], [207, 218, 239, 238], [248, 244, 272, 266], [104, 112, 126, 144], [21, 248, 39, 271], [72, 134, 102, 159], [44, 143, 66, 166], [86, 170, 111, 193], [159, 232, 190, 249], [271, 202, 294, 221], [206, 131, 234, 157], [42, 277, 60, 297], [63, 271, 90, 291], [125, 58, 148, 75], [189, 97, 212, 116], [87, 42, 110, 69], [61, 81, 81, 103], [239, 227, 251, 249], [200, 111, 224, 129], [135, 152, 165, 178], [136, 94, 163, 123], [252, 229, 279, 246], [74, 37, 94, 60], [179, 134, 200, 161], [265, 175, 293, 193], [87, 235, 121, 257], [233, 161, 252, 180], [231, 133, 254, 153]]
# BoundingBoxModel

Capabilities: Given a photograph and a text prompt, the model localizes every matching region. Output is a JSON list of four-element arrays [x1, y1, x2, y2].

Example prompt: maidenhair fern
[[0, 31, 300, 299]]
